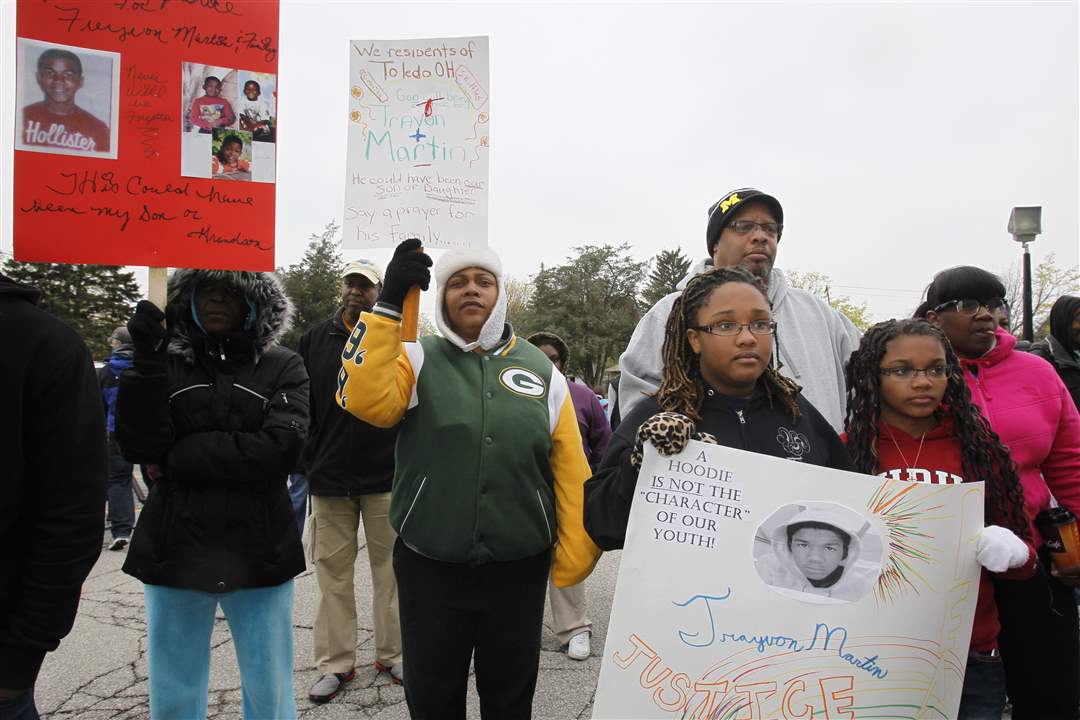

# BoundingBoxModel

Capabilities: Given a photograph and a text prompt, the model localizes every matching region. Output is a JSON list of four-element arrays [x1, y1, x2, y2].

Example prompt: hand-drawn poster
[[343, 36, 489, 250], [593, 442, 984, 720], [13, 0, 279, 270]]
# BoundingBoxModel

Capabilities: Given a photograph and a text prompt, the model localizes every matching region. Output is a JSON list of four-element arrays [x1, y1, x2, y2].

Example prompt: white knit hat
[[434, 246, 508, 352]]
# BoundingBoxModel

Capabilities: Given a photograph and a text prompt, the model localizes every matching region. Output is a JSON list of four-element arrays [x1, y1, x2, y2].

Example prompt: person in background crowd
[[618, 187, 859, 431], [844, 318, 1037, 719], [527, 331, 611, 661], [98, 326, 136, 551], [586, 266, 852, 551], [302, 259, 403, 702], [336, 239, 600, 719], [918, 266, 1080, 720], [117, 270, 309, 719], [286, 471, 307, 537], [1, 273, 106, 720], [1031, 295, 1080, 412]]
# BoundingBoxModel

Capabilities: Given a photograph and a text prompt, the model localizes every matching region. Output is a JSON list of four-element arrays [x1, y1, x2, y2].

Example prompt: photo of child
[[753, 502, 883, 604], [180, 64, 274, 183], [236, 74, 276, 143], [189, 76, 236, 133], [211, 130, 252, 181], [16, 39, 119, 159]]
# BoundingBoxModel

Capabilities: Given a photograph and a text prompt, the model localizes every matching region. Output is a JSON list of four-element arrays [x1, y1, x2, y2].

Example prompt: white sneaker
[[109, 536, 129, 551], [566, 631, 590, 661]]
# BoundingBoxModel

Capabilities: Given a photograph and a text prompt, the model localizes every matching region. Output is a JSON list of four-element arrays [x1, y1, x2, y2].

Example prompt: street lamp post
[[1008, 206, 1042, 342]]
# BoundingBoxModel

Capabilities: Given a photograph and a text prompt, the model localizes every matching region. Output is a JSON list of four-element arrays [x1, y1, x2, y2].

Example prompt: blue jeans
[[145, 582, 296, 720], [958, 651, 1006, 720], [288, 473, 308, 537], [107, 437, 135, 539], [0, 690, 38, 720]]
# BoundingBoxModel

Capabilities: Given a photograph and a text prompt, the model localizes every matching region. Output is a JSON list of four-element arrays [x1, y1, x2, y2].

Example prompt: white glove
[[976, 525, 1030, 573]]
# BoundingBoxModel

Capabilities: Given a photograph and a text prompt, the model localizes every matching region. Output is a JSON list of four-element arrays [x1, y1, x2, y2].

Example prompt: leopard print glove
[[630, 412, 696, 470]]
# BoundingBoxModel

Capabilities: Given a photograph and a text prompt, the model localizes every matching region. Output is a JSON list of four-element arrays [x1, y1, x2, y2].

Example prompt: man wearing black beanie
[[618, 187, 860, 431]]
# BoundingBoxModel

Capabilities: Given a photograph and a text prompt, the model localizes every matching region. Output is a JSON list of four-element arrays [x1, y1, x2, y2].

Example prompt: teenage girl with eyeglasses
[[917, 266, 1080, 720], [843, 318, 1037, 720], [584, 266, 852, 551]]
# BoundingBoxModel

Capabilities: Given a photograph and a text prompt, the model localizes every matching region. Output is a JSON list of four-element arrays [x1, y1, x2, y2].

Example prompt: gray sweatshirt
[[618, 260, 860, 431]]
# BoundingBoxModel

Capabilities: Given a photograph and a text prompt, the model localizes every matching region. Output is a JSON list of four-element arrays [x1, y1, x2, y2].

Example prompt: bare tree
[[504, 276, 534, 327], [999, 252, 1080, 338], [787, 271, 872, 331]]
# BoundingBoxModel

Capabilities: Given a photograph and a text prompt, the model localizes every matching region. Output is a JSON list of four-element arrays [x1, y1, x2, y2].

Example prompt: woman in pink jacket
[[921, 265, 1080, 720]]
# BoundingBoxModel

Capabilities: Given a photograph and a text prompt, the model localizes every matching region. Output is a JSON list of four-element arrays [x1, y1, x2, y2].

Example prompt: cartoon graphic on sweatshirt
[[753, 502, 883, 604]]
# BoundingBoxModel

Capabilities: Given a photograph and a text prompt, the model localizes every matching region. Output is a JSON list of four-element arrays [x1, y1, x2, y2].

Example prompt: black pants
[[393, 539, 552, 720], [993, 556, 1079, 720]]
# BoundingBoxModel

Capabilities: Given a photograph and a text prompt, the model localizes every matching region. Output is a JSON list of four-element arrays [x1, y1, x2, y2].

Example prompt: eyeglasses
[[931, 298, 1006, 316], [692, 320, 776, 336], [878, 366, 949, 380], [728, 220, 783, 238]]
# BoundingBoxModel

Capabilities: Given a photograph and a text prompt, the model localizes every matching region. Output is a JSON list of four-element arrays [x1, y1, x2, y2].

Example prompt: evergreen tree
[[521, 244, 648, 388], [276, 221, 344, 349], [642, 248, 692, 306], [1, 259, 141, 359]]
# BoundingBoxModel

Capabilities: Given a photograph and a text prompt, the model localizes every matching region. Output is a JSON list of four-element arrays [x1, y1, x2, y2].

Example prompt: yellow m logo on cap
[[719, 193, 741, 214]]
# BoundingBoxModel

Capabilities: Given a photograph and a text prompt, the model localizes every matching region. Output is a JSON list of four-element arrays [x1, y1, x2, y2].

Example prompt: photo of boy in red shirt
[[189, 76, 236, 134], [21, 48, 111, 154]]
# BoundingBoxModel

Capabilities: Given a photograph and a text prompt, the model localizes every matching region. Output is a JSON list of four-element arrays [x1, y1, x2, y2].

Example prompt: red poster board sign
[[13, 0, 279, 270]]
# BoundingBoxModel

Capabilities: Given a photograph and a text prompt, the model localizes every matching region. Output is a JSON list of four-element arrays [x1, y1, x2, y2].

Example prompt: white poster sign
[[343, 36, 489, 250], [593, 441, 984, 720]]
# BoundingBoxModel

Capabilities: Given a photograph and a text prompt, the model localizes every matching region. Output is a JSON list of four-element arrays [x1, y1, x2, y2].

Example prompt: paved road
[[35, 531, 622, 719]]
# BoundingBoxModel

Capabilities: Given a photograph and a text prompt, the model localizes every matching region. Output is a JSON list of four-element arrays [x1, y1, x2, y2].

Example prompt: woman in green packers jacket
[[336, 239, 600, 720]]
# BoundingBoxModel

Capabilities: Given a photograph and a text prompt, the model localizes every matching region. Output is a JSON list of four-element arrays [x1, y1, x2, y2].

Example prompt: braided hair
[[656, 266, 802, 421], [843, 318, 1030, 538]]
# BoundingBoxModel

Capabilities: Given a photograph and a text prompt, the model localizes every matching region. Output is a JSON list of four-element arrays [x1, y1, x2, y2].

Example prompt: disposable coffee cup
[[1036, 507, 1080, 573]]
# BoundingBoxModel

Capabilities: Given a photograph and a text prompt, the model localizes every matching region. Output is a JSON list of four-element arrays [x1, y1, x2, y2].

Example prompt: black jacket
[[1031, 336, 1080, 412], [0, 275, 106, 688], [584, 387, 853, 551], [298, 309, 396, 496], [117, 269, 309, 594], [1031, 296, 1080, 414]]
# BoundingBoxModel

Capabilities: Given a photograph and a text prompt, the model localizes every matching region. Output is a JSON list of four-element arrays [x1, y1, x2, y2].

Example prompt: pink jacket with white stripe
[[960, 328, 1080, 547]]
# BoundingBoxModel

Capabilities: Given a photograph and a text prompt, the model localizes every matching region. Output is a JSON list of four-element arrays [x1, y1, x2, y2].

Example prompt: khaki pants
[[548, 579, 591, 644], [309, 493, 402, 674]]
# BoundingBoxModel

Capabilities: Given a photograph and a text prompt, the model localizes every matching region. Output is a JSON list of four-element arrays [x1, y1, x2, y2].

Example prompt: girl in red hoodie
[[844, 318, 1036, 720]]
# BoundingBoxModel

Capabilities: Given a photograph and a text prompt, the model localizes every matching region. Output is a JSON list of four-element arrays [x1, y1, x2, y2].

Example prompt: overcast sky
[[2, 1, 1077, 322]]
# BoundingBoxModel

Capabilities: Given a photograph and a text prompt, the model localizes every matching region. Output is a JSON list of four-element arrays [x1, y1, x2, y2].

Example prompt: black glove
[[127, 300, 171, 370], [379, 238, 432, 308]]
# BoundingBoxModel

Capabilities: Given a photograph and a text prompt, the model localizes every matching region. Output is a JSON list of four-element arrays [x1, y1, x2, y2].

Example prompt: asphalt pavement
[[35, 528, 621, 719]]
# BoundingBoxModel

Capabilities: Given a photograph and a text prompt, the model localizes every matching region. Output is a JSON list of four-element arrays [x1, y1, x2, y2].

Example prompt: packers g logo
[[499, 367, 547, 398]]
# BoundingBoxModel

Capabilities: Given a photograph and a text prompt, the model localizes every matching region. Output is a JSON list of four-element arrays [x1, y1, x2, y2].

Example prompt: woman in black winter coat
[[117, 269, 309, 720], [584, 267, 852, 551], [1031, 295, 1080, 413]]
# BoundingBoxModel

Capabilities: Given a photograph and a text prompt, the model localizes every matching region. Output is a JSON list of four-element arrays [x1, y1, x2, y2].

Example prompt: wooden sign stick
[[400, 246, 424, 342], [148, 266, 168, 311]]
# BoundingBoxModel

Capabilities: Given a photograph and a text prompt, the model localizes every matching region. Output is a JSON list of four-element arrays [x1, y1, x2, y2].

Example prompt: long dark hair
[[656, 266, 801, 421], [844, 318, 1030, 537]]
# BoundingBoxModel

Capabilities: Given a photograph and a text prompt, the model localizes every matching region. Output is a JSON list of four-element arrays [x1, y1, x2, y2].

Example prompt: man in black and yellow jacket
[[336, 239, 599, 719]]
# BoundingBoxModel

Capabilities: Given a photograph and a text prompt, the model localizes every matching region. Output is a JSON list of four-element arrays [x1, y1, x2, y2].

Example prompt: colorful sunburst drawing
[[867, 479, 951, 604]]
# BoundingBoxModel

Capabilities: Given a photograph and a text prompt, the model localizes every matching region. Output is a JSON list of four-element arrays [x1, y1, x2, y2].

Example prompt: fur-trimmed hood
[[165, 269, 293, 363]]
